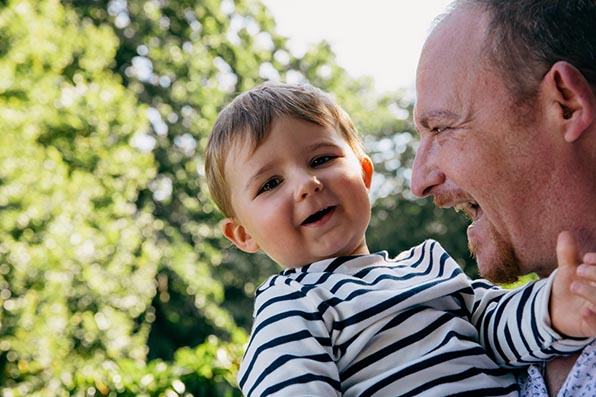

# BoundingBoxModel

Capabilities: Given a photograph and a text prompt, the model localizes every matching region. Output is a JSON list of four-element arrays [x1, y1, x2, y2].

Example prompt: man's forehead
[[421, 6, 488, 60], [415, 8, 490, 112]]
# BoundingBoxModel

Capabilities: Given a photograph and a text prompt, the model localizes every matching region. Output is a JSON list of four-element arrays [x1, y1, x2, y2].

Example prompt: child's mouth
[[302, 206, 335, 225]]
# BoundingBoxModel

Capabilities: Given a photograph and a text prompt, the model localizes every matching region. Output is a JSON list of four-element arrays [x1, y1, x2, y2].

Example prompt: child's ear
[[361, 155, 374, 189], [221, 218, 260, 253]]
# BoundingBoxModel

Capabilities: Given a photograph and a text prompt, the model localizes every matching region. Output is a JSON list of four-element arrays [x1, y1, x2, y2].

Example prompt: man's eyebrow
[[416, 109, 460, 128]]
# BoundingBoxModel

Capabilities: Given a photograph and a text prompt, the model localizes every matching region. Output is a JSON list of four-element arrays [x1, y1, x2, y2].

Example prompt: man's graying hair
[[451, 0, 596, 105]]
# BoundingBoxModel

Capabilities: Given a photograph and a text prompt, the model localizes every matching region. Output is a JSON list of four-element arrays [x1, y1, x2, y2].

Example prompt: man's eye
[[311, 155, 335, 167], [257, 177, 281, 195], [431, 126, 448, 134]]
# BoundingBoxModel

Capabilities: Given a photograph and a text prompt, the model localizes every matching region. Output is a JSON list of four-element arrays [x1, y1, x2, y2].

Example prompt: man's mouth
[[302, 206, 335, 225], [453, 201, 481, 221]]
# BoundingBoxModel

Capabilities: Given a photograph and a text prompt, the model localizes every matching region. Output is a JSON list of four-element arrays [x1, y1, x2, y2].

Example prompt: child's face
[[222, 116, 373, 268]]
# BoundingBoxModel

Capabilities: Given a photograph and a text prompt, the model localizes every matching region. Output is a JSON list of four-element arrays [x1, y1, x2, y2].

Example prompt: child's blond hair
[[205, 82, 366, 217]]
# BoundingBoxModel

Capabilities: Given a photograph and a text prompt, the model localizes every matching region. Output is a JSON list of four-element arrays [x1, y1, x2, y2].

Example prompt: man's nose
[[410, 139, 445, 198], [295, 174, 323, 201]]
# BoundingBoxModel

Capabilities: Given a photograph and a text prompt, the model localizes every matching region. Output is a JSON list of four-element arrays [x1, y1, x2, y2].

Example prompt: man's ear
[[221, 218, 260, 253], [544, 61, 595, 142], [361, 155, 374, 189]]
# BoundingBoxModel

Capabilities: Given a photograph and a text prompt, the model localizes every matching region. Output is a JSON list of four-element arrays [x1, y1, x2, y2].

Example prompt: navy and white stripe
[[238, 240, 587, 397]]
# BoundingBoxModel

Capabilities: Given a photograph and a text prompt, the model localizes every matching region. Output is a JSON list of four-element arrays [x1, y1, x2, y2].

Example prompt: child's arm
[[550, 231, 596, 337], [238, 281, 340, 397], [468, 235, 595, 367]]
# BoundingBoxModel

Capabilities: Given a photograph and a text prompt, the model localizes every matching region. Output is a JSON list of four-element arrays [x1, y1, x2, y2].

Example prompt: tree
[[0, 0, 157, 394], [0, 0, 241, 395]]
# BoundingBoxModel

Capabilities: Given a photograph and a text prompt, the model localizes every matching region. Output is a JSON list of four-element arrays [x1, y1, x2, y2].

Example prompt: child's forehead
[[227, 116, 342, 161], [232, 129, 262, 159], [234, 115, 312, 147]]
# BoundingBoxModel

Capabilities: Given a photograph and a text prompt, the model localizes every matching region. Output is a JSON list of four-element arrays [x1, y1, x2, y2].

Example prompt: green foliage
[[0, 1, 156, 394], [70, 332, 245, 397], [0, 0, 241, 395]]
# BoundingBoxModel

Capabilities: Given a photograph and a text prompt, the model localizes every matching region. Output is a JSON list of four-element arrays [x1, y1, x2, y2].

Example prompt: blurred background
[[0, 0, 480, 395]]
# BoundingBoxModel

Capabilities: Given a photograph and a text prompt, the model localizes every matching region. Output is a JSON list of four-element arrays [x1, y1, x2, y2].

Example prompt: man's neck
[[545, 352, 581, 396]]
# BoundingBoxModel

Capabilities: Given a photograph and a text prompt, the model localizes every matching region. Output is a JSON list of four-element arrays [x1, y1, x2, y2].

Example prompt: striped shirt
[[238, 240, 588, 397]]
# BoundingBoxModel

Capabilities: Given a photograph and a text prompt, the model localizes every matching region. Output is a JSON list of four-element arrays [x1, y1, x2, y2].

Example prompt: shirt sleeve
[[468, 270, 591, 367], [237, 278, 341, 397]]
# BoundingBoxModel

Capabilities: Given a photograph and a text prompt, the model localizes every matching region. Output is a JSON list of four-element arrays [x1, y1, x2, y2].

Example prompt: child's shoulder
[[393, 239, 450, 261], [254, 271, 310, 298], [253, 254, 380, 298]]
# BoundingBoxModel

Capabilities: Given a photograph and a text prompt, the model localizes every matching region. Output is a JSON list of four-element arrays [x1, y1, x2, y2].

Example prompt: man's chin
[[470, 240, 520, 284]]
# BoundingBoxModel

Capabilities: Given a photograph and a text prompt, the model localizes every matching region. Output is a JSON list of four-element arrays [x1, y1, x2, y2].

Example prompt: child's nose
[[295, 175, 323, 201]]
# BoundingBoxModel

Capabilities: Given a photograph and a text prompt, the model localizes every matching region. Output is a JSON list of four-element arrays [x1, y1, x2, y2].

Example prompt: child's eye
[[311, 155, 336, 167], [257, 177, 282, 195]]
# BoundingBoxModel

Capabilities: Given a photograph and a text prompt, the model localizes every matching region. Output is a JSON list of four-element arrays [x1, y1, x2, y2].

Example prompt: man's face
[[410, 8, 557, 282], [223, 116, 373, 269]]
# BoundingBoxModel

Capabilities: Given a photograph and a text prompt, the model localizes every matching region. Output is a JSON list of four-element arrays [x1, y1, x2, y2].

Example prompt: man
[[410, 0, 596, 396]]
